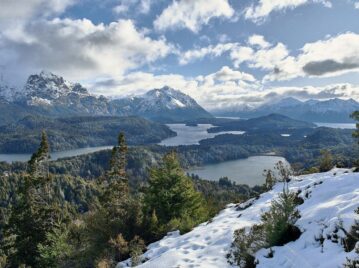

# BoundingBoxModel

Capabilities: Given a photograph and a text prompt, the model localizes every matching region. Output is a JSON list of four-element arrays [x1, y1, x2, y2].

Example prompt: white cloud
[[154, 0, 234, 32], [207, 66, 256, 82], [179, 43, 238, 65], [113, 4, 129, 14], [248, 34, 270, 48], [178, 32, 359, 83], [0, 0, 74, 21], [244, 0, 332, 22], [113, 0, 153, 15], [227, 33, 359, 82], [0, 18, 172, 82], [230, 46, 254, 68], [355, 2, 359, 9], [265, 32, 359, 81]]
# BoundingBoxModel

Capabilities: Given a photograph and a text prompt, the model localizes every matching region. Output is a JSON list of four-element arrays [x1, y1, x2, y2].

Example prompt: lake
[[315, 122, 356, 129], [0, 146, 113, 163], [159, 124, 245, 146], [187, 155, 289, 187]]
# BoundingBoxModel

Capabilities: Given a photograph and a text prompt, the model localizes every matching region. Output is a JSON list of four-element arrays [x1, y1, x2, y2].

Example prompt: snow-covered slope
[[119, 169, 359, 268], [139, 86, 201, 111], [112, 86, 213, 122]]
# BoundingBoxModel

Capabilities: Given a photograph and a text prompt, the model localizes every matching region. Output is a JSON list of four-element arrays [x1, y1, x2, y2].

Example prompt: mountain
[[113, 86, 213, 122], [0, 72, 213, 124], [0, 115, 176, 153], [214, 97, 359, 123], [119, 169, 359, 267], [207, 113, 316, 133]]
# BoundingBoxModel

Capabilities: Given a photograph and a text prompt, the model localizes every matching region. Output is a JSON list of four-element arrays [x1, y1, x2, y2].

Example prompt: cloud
[[226, 33, 359, 82], [179, 43, 238, 65], [248, 34, 270, 48], [154, 0, 234, 32], [244, 0, 332, 23], [0, 0, 74, 21], [0, 18, 172, 83], [355, 2, 359, 9], [177, 32, 359, 83], [113, 0, 153, 15], [302, 60, 359, 76], [206, 66, 256, 82]]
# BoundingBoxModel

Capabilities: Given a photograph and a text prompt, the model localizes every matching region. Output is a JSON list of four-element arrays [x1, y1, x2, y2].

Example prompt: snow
[[118, 169, 359, 268], [170, 98, 186, 108], [139, 86, 199, 111]]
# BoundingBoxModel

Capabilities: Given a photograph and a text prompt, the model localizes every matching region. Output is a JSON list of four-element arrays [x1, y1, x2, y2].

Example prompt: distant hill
[[207, 113, 316, 133], [213, 97, 359, 123], [0, 115, 176, 153], [0, 72, 213, 124]]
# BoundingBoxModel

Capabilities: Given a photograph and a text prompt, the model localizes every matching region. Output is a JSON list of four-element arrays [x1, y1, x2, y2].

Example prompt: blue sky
[[0, 0, 359, 109]]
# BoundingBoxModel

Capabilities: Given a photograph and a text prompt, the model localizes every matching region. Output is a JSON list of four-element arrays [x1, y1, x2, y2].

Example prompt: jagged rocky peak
[[24, 71, 91, 101], [142, 86, 199, 110]]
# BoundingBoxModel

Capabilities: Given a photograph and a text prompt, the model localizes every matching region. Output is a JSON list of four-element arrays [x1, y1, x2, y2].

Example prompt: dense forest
[[0, 131, 265, 267], [0, 115, 175, 153]]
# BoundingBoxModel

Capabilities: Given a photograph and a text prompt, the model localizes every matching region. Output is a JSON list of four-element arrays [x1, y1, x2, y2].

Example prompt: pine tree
[[28, 130, 50, 178], [4, 132, 68, 267], [144, 152, 207, 232], [82, 133, 143, 264], [261, 184, 301, 247]]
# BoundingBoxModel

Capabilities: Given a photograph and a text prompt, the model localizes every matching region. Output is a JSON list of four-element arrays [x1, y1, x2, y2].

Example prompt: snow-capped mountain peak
[[139, 86, 199, 111], [23, 71, 91, 104]]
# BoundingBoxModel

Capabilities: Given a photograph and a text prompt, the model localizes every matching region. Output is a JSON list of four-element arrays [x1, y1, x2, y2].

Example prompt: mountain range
[[214, 97, 359, 123], [0, 71, 213, 125]]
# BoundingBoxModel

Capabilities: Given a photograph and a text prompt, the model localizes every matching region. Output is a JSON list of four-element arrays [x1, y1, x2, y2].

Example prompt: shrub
[[129, 236, 145, 267], [228, 183, 301, 266], [227, 225, 264, 268], [342, 207, 359, 267], [263, 170, 275, 190], [319, 149, 334, 172], [261, 187, 301, 247]]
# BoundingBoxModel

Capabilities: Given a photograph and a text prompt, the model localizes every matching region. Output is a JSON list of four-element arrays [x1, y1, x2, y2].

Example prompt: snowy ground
[[119, 169, 359, 268]]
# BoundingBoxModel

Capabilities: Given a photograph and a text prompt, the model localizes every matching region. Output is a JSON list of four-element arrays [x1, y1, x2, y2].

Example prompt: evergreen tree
[[4, 132, 69, 267], [82, 132, 143, 265], [319, 149, 333, 172], [261, 185, 300, 246], [28, 130, 50, 177], [144, 152, 207, 232]]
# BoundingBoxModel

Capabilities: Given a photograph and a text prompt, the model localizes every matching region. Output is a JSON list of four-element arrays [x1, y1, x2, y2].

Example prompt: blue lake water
[[187, 156, 289, 187], [159, 124, 245, 146], [315, 122, 356, 129], [0, 146, 113, 163]]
